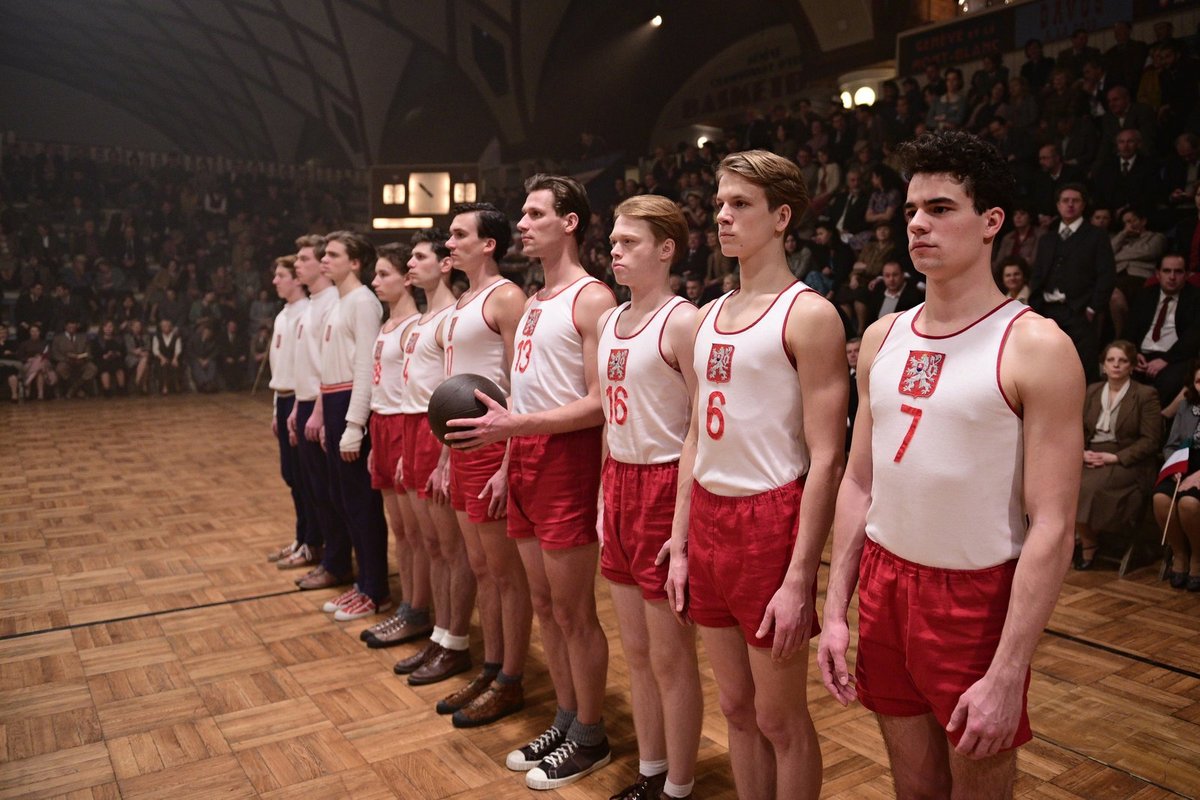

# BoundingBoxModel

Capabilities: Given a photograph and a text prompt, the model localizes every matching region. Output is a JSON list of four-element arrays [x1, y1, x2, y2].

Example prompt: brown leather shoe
[[451, 679, 524, 728], [408, 645, 471, 686], [277, 543, 321, 570], [366, 614, 433, 649], [436, 668, 499, 714], [296, 565, 352, 590], [394, 641, 440, 675]]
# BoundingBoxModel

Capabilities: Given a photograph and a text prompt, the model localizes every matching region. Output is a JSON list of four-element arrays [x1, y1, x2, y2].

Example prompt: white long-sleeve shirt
[[319, 284, 382, 427], [269, 297, 308, 393], [293, 286, 339, 401]]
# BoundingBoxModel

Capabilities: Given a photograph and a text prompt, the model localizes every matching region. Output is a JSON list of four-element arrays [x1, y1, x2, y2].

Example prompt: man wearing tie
[[1030, 184, 1116, 379], [1093, 130, 1161, 217], [1126, 255, 1200, 405]]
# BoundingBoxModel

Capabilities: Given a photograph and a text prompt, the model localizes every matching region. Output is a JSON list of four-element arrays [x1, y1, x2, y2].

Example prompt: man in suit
[[1096, 86, 1158, 165], [1093, 130, 1162, 218], [1104, 21, 1148, 90], [1056, 28, 1102, 79], [51, 318, 97, 397], [824, 169, 870, 240], [1030, 184, 1117, 378], [1127, 255, 1200, 404], [1030, 144, 1084, 223], [677, 228, 709, 277], [863, 260, 923, 327]]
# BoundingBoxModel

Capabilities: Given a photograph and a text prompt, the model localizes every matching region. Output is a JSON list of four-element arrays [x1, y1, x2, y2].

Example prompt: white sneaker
[[321, 586, 362, 613]]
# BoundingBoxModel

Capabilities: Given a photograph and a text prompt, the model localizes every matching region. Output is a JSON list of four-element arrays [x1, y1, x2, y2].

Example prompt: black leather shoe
[[1168, 570, 1188, 589], [1187, 574, 1200, 592], [1073, 544, 1098, 571]]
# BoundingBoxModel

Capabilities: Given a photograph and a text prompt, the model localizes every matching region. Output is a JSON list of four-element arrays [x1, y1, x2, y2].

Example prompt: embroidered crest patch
[[522, 309, 542, 336], [607, 349, 629, 381], [706, 343, 734, 383], [899, 350, 945, 398]]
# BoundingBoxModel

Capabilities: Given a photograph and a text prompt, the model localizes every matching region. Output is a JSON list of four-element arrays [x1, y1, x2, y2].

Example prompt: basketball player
[[315, 231, 390, 621], [663, 150, 847, 800], [389, 230, 475, 686], [818, 131, 1083, 800], [359, 244, 433, 647], [265, 255, 318, 569], [599, 195, 702, 800], [434, 203, 533, 726], [446, 175, 617, 790], [287, 234, 351, 591]]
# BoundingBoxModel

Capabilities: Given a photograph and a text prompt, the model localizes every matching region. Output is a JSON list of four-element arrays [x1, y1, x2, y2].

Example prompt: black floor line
[[1033, 732, 1193, 799], [1042, 627, 1200, 680]]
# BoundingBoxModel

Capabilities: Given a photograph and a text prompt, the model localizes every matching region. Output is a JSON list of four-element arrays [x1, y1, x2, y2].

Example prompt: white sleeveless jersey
[[293, 286, 338, 401], [510, 276, 610, 414], [598, 298, 689, 465], [693, 282, 812, 496], [269, 297, 307, 393], [371, 312, 419, 414], [398, 303, 454, 414], [866, 300, 1030, 569], [446, 278, 512, 393]]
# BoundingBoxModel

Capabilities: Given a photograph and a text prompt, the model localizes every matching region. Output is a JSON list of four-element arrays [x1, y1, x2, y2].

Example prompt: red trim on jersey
[[995, 306, 1031, 418], [418, 301, 455, 326], [537, 274, 593, 302], [613, 296, 684, 340], [457, 277, 510, 334], [658, 298, 688, 371], [779, 287, 813, 368], [713, 280, 802, 335], [693, 297, 721, 350], [320, 381, 354, 393], [877, 309, 905, 350], [910, 298, 1015, 340], [571, 278, 616, 337]]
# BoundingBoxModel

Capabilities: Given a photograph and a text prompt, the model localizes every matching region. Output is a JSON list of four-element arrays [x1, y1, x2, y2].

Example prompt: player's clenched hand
[[479, 465, 508, 519], [393, 457, 404, 489], [817, 619, 856, 706], [444, 391, 516, 450], [757, 578, 812, 662], [946, 670, 1024, 759], [427, 461, 450, 504], [664, 543, 690, 626]]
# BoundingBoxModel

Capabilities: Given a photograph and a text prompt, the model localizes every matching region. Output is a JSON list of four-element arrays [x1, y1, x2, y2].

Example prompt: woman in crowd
[[1155, 361, 1200, 591], [95, 319, 126, 397], [17, 324, 56, 400], [0, 326, 20, 402], [124, 318, 152, 394], [1006, 76, 1039, 132], [189, 322, 220, 393], [152, 317, 183, 395], [1110, 207, 1167, 338], [856, 164, 903, 249], [992, 205, 1041, 268], [997, 255, 1032, 303], [1076, 340, 1162, 570]]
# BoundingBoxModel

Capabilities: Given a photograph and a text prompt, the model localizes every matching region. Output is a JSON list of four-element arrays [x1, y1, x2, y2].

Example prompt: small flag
[[1158, 447, 1189, 485]]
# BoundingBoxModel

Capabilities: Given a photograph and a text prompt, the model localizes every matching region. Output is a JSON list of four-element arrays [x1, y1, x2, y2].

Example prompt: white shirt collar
[[1059, 217, 1084, 236]]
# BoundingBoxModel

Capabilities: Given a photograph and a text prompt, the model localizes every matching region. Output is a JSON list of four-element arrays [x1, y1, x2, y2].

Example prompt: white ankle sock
[[639, 758, 668, 777], [663, 778, 694, 798], [442, 632, 470, 651], [431, 626, 448, 645]]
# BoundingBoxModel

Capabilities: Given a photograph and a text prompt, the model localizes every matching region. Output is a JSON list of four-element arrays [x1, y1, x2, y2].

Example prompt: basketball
[[427, 373, 507, 445]]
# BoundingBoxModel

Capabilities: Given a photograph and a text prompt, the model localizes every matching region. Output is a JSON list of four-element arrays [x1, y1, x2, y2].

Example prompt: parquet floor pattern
[[0, 395, 1197, 799]]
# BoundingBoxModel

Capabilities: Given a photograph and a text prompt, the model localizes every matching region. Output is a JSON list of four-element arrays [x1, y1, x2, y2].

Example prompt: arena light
[[854, 86, 876, 106], [840, 91, 853, 109], [697, 136, 708, 148], [651, 14, 663, 27], [372, 217, 435, 229]]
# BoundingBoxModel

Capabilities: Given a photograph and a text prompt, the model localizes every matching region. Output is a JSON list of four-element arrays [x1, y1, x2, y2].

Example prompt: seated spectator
[[993, 205, 1042, 268], [809, 222, 855, 299], [1154, 361, 1200, 591], [1042, 69, 1088, 132], [1128, 255, 1200, 405], [1104, 20, 1149, 91], [1110, 208, 1167, 335], [1019, 38, 1054, 95], [682, 273, 706, 307], [784, 232, 812, 279], [704, 228, 734, 285], [16, 324, 55, 400], [810, 147, 842, 214], [152, 317, 183, 395], [1156, 41, 1200, 150], [14, 281, 51, 340], [94, 319, 126, 397], [825, 168, 870, 242], [189, 290, 222, 329], [1075, 340, 1161, 570], [969, 52, 1009, 106], [926, 67, 968, 131], [1165, 133, 1200, 220], [679, 228, 709, 277], [0, 327, 20, 402], [124, 318, 151, 395], [858, 222, 899, 277], [856, 164, 904, 250], [51, 318, 97, 398], [1005, 76, 1039, 132], [1030, 144, 1085, 223], [1079, 58, 1115, 120], [1091, 207, 1115, 233], [1055, 115, 1099, 171], [966, 79, 1010, 133], [996, 255, 1032, 303], [1097, 86, 1158, 165], [1057, 28, 1102, 79], [860, 260, 922, 329], [218, 318, 248, 390], [1092, 130, 1162, 218], [681, 192, 710, 231], [1175, 183, 1200, 273]]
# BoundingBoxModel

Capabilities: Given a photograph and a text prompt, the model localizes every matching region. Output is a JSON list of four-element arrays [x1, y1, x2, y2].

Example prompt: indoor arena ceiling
[[1, 0, 881, 166]]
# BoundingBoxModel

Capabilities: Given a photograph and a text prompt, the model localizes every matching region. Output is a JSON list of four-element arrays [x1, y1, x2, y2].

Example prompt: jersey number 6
[[706, 391, 726, 440]]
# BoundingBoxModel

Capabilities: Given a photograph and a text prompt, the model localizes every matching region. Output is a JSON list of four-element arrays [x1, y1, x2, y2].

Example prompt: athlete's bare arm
[[665, 300, 706, 624], [760, 294, 847, 661], [946, 314, 1083, 759], [445, 282, 616, 444], [653, 302, 699, 566], [817, 312, 895, 704], [476, 282, 527, 516], [427, 316, 452, 501]]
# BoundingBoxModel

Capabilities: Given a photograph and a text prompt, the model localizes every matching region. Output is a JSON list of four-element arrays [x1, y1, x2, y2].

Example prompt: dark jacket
[[1126, 282, 1200, 362], [1029, 221, 1116, 317]]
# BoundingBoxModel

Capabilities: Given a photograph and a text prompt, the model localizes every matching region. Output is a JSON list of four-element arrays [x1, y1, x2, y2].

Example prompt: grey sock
[[567, 717, 606, 747], [482, 661, 502, 675], [553, 706, 576, 734], [397, 601, 412, 617], [407, 606, 430, 624], [496, 670, 522, 686]]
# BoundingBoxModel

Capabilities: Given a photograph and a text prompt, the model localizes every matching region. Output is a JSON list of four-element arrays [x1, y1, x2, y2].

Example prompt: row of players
[[263, 131, 1082, 800]]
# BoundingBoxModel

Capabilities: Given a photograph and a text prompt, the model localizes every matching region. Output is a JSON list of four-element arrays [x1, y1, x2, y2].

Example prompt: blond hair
[[614, 195, 688, 268], [716, 149, 810, 225]]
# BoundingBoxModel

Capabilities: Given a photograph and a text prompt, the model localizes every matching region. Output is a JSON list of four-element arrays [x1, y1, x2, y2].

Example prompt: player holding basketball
[[818, 131, 1083, 799], [446, 175, 616, 790], [316, 231, 390, 621], [390, 230, 476, 686], [599, 195, 702, 800], [359, 244, 433, 647], [664, 150, 847, 800], [434, 203, 533, 727]]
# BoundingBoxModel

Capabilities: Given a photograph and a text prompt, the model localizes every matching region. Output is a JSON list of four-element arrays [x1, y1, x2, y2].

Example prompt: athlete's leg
[[610, 583, 666, 763], [383, 490, 411, 604], [947, 747, 1016, 800], [644, 599, 702, 789], [543, 542, 608, 726], [396, 491, 430, 608], [517, 538, 576, 712], [478, 519, 531, 677], [458, 514, 502, 663], [430, 501, 473, 638], [699, 625, 773, 800], [876, 713, 952, 800], [746, 643, 821, 799], [410, 493, 449, 631]]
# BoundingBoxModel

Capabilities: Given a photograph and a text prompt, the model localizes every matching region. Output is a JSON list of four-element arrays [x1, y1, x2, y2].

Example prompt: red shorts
[[855, 539, 1032, 750], [600, 458, 677, 602], [400, 413, 443, 499], [368, 413, 405, 491], [450, 443, 507, 523], [687, 480, 819, 648], [507, 427, 603, 550]]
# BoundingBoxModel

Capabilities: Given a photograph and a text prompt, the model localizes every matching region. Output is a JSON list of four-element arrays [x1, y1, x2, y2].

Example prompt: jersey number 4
[[893, 403, 922, 462]]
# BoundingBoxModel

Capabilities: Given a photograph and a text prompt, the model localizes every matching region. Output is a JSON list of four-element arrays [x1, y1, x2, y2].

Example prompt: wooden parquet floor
[[1, 394, 1198, 799]]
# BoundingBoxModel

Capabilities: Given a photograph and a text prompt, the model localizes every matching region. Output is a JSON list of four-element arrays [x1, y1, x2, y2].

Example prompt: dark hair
[[524, 174, 591, 246], [997, 254, 1030, 281], [452, 202, 513, 261], [897, 131, 1016, 216], [376, 243, 411, 274], [410, 228, 450, 261], [295, 234, 325, 258], [1186, 360, 1200, 405], [1056, 182, 1089, 205], [325, 230, 377, 282]]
